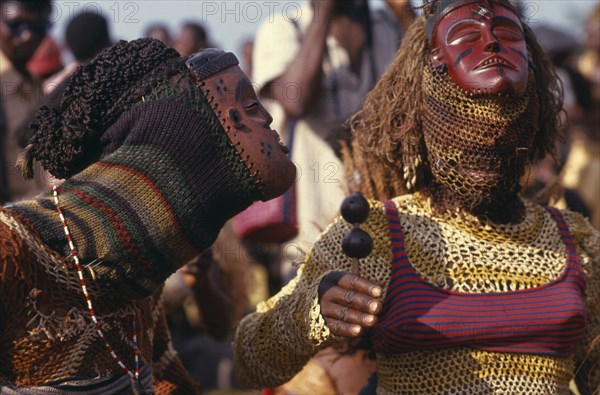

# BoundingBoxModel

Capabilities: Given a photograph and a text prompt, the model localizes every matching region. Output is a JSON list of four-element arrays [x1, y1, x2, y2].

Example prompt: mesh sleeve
[[232, 200, 391, 388]]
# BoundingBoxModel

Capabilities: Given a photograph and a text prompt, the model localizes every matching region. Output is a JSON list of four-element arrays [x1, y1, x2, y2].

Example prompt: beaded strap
[[52, 186, 140, 381]]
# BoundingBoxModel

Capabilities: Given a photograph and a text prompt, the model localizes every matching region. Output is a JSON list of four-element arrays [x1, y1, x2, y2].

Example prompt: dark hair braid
[[23, 38, 183, 179]]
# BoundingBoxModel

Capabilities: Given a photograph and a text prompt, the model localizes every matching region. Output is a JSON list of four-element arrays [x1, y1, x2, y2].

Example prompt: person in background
[[563, 3, 600, 229], [578, 2, 600, 96], [0, 94, 7, 204], [13, 11, 112, 178], [239, 37, 254, 78], [520, 24, 592, 223], [27, 35, 62, 82], [145, 23, 171, 47], [253, 0, 415, 263], [164, 224, 261, 392], [43, 11, 111, 95], [0, 0, 52, 203], [174, 21, 210, 57], [234, 1, 599, 394]]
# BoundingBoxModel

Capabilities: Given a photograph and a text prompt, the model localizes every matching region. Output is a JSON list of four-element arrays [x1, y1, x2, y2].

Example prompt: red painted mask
[[430, 2, 529, 95]]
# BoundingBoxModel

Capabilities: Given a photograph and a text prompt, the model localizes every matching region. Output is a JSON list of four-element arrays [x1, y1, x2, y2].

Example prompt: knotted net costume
[[0, 40, 282, 394]]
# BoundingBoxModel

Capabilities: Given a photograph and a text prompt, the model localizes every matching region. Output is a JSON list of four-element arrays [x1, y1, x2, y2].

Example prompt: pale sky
[[49, 0, 599, 61]]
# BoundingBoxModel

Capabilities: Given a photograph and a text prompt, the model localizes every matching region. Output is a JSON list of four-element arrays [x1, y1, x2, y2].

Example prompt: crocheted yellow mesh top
[[233, 194, 600, 394]]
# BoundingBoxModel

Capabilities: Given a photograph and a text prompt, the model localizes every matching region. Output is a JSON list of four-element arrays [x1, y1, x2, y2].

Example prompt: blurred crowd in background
[[1, 0, 599, 393]]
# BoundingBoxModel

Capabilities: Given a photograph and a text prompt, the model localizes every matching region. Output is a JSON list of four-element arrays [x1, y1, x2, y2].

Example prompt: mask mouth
[[271, 130, 289, 154], [278, 141, 289, 154], [474, 55, 517, 71]]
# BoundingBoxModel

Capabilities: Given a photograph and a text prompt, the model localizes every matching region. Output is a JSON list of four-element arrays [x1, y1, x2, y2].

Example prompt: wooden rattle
[[340, 192, 373, 274]]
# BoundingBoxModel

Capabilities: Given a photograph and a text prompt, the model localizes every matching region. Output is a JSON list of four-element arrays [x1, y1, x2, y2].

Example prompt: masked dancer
[[0, 39, 295, 393], [233, 1, 599, 393]]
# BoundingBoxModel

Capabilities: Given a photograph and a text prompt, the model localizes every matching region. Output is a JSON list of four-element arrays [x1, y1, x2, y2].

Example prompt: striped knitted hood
[[8, 86, 261, 297]]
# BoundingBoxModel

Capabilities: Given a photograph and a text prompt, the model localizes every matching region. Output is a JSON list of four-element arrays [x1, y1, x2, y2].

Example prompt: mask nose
[[482, 28, 501, 53], [484, 39, 500, 52], [261, 104, 273, 128]]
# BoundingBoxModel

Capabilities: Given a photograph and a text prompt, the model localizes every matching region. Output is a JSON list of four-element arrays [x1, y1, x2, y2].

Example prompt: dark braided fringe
[[26, 39, 182, 180]]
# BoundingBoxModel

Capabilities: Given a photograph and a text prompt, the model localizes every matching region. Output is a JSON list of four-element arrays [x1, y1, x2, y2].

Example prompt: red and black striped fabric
[[371, 202, 587, 357]]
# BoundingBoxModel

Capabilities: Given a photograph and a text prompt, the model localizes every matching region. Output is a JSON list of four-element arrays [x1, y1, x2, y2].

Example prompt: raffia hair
[[343, 9, 564, 201]]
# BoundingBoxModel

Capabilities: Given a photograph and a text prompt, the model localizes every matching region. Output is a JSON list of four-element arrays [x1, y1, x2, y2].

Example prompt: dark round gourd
[[341, 192, 370, 224], [342, 228, 373, 259]]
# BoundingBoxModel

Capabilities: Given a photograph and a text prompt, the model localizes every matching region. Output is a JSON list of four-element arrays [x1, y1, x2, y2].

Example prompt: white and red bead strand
[[52, 186, 140, 381]]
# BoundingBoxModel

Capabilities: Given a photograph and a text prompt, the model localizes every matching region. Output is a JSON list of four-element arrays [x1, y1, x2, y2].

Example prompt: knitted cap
[[185, 48, 239, 81], [13, 40, 273, 296], [425, 0, 519, 41]]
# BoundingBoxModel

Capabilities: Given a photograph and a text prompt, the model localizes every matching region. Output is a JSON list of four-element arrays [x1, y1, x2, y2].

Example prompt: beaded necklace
[[52, 185, 140, 381]]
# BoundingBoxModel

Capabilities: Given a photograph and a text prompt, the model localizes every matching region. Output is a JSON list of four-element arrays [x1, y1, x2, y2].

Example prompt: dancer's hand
[[318, 271, 382, 337]]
